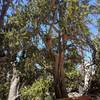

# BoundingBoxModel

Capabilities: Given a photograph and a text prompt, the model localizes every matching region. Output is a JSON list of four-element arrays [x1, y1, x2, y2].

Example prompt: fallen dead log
[[57, 96, 92, 100]]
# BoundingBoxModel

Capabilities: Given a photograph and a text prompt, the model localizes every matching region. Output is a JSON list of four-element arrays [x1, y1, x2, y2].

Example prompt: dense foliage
[[0, 0, 99, 100]]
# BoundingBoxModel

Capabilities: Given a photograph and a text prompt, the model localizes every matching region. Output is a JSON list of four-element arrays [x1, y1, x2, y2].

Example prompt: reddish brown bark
[[57, 96, 92, 100], [54, 52, 68, 99], [0, 57, 8, 65], [54, 31, 68, 98]]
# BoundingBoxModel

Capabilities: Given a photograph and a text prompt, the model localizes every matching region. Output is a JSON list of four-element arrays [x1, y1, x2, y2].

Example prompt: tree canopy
[[0, 0, 100, 100]]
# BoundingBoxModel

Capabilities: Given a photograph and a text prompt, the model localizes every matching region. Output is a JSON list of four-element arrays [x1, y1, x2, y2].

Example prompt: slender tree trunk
[[83, 66, 92, 94], [0, 0, 11, 29], [79, 62, 93, 95], [8, 66, 20, 100]]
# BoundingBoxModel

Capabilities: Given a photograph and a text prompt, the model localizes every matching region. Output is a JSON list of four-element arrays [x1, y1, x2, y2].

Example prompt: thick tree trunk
[[53, 1, 68, 98], [8, 67, 20, 100], [54, 52, 68, 99]]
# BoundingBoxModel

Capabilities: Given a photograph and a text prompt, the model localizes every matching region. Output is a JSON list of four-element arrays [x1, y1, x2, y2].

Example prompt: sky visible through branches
[[5, 0, 100, 61]]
